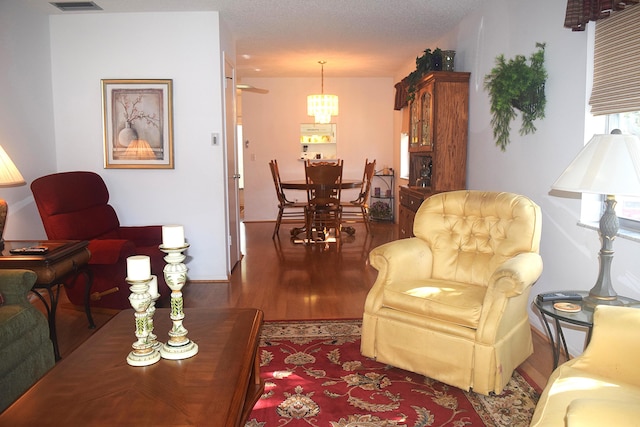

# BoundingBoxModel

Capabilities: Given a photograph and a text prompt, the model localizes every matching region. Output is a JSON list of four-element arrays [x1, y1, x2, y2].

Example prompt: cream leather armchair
[[530, 305, 640, 426], [361, 190, 542, 395]]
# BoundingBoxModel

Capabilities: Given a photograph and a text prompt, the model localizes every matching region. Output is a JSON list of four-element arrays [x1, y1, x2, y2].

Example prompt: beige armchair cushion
[[530, 305, 640, 426], [361, 190, 543, 395]]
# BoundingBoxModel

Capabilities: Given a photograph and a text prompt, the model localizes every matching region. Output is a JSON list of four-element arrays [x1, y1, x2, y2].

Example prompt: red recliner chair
[[31, 171, 169, 314]]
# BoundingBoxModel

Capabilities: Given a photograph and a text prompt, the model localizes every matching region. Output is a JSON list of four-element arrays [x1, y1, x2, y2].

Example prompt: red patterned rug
[[245, 320, 539, 427]]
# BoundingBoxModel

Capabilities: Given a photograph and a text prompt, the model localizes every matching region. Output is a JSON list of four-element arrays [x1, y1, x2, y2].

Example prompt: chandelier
[[307, 61, 338, 124]]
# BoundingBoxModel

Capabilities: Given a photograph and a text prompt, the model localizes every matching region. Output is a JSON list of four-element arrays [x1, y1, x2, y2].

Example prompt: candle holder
[[146, 291, 162, 350], [159, 243, 198, 360], [126, 276, 161, 366]]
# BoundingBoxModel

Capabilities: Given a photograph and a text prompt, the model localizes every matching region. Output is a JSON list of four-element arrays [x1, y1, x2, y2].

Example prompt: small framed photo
[[101, 79, 174, 169]]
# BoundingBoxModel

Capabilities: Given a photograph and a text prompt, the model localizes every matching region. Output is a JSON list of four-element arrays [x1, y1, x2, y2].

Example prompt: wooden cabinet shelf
[[399, 71, 470, 238]]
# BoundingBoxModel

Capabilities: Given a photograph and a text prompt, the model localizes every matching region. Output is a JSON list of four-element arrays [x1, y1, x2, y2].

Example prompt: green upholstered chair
[[0, 269, 55, 412]]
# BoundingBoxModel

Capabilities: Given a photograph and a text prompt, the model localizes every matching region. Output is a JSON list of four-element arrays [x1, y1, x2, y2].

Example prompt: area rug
[[245, 320, 539, 427]]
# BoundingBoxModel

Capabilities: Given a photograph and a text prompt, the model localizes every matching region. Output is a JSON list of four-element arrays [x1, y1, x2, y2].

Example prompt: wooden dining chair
[[269, 160, 307, 239], [304, 159, 344, 244], [341, 158, 376, 233]]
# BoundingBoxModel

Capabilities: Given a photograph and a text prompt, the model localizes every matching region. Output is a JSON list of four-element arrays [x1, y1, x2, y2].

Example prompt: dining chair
[[304, 159, 344, 244], [269, 160, 307, 239], [341, 158, 376, 233]]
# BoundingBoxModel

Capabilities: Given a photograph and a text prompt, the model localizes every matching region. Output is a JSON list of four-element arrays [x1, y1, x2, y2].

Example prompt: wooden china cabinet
[[399, 71, 470, 238]]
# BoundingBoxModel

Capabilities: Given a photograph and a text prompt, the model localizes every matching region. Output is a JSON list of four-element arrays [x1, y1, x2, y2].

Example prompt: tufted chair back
[[413, 190, 541, 286]]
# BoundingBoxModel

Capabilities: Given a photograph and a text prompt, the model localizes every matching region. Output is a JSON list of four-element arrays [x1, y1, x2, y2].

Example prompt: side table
[[534, 290, 640, 369], [0, 240, 91, 360]]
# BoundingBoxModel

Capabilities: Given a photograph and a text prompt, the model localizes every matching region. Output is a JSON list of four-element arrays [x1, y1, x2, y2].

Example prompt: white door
[[224, 56, 241, 272]]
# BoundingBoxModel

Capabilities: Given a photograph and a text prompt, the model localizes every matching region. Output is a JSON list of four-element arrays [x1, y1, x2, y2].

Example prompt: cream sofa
[[361, 190, 543, 395], [530, 305, 640, 426]]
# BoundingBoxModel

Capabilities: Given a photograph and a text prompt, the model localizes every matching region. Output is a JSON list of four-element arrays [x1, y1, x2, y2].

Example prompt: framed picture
[[102, 79, 174, 169]]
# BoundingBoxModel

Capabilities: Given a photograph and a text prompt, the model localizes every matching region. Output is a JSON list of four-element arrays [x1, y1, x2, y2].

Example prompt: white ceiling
[[24, 0, 483, 78]]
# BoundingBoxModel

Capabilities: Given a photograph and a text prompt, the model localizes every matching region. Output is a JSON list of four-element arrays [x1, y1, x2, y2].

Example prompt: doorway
[[224, 55, 241, 273]]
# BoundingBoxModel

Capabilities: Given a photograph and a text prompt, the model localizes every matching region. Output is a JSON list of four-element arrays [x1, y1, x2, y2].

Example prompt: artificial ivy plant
[[407, 48, 443, 100], [484, 43, 547, 151]]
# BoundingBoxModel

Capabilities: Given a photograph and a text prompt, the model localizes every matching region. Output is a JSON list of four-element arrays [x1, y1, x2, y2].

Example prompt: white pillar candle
[[127, 255, 151, 281], [162, 225, 185, 247], [148, 275, 159, 298]]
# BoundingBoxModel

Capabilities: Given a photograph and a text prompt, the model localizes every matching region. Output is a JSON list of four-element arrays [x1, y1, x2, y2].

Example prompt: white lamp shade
[[0, 145, 25, 187], [551, 133, 640, 196]]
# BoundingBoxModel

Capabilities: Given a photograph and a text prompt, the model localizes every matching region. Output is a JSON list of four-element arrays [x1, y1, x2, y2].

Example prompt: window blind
[[590, 3, 640, 115]]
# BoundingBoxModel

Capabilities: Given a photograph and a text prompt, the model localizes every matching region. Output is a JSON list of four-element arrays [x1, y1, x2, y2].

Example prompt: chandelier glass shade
[[307, 61, 338, 124], [307, 94, 339, 124]]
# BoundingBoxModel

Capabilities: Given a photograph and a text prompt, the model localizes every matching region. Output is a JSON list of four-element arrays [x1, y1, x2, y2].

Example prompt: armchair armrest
[[0, 269, 37, 306], [568, 305, 640, 386], [369, 238, 433, 282], [365, 238, 433, 313], [488, 252, 543, 297], [476, 253, 542, 345], [119, 225, 162, 247], [87, 239, 136, 265]]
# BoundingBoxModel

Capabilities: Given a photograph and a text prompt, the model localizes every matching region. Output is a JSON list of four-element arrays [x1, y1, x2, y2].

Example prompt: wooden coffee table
[[0, 307, 264, 427]]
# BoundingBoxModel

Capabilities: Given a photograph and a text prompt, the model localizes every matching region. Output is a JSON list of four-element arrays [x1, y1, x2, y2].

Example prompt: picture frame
[[101, 79, 174, 169]]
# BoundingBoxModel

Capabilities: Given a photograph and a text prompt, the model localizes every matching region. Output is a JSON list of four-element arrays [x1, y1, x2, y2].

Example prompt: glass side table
[[534, 291, 640, 369]]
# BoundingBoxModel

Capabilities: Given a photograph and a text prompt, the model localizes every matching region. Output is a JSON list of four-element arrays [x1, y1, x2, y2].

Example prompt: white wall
[[48, 11, 228, 280], [241, 77, 394, 221], [0, 1, 56, 240], [391, 0, 640, 356]]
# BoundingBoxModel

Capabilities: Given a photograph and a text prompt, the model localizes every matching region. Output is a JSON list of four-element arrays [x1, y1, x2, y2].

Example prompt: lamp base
[[584, 195, 622, 306], [584, 294, 624, 306]]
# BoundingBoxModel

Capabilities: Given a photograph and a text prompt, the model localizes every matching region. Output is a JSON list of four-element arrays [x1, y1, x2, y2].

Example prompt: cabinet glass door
[[420, 90, 432, 147], [409, 99, 419, 149]]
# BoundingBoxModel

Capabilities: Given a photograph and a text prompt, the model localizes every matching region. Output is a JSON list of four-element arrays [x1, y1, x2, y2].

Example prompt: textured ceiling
[[25, 0, 482, 78]]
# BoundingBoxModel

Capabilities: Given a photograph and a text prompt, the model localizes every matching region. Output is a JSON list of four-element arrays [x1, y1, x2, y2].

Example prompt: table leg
[[31, 285, 62, 361], [81, 268, 95, 329], [554, 318, 571, 368], [585, 326, 594, 347], [538, 310, 560, 370]]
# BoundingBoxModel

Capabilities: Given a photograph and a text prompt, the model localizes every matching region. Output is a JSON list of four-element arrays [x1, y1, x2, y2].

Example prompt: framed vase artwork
[[102, 79, 174, 169]]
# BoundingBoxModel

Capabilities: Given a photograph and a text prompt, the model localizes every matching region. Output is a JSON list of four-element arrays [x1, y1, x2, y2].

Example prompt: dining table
[[279, 179, 362, 191], [279, 178, 363, 240]]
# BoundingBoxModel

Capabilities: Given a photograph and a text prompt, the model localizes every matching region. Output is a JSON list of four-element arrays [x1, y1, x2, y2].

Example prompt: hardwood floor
[[47, 221, 557, 391]]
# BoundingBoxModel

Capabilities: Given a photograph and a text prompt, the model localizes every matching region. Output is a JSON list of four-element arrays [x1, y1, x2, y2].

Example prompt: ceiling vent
[[50, 2, 102, 11]]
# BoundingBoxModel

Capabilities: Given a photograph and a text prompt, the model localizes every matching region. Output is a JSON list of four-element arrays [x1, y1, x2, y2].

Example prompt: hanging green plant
[[484, 43, 547, 151]]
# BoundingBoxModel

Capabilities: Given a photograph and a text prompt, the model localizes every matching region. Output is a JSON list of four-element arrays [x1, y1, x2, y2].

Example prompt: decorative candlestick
[[126, 256, 161, 366], [146, 275, 162, 350], [159, 242, 198, 360]]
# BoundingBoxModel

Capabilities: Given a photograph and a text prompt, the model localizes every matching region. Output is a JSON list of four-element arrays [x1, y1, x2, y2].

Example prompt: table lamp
[[551, 131, 640, 304], [0, 145, 26, 250]]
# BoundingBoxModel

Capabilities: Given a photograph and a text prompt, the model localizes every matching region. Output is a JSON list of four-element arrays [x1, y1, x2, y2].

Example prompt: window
[[399, 132, 409, 179], [606, 112, 640, 231], [586, 5, 640, 237]]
